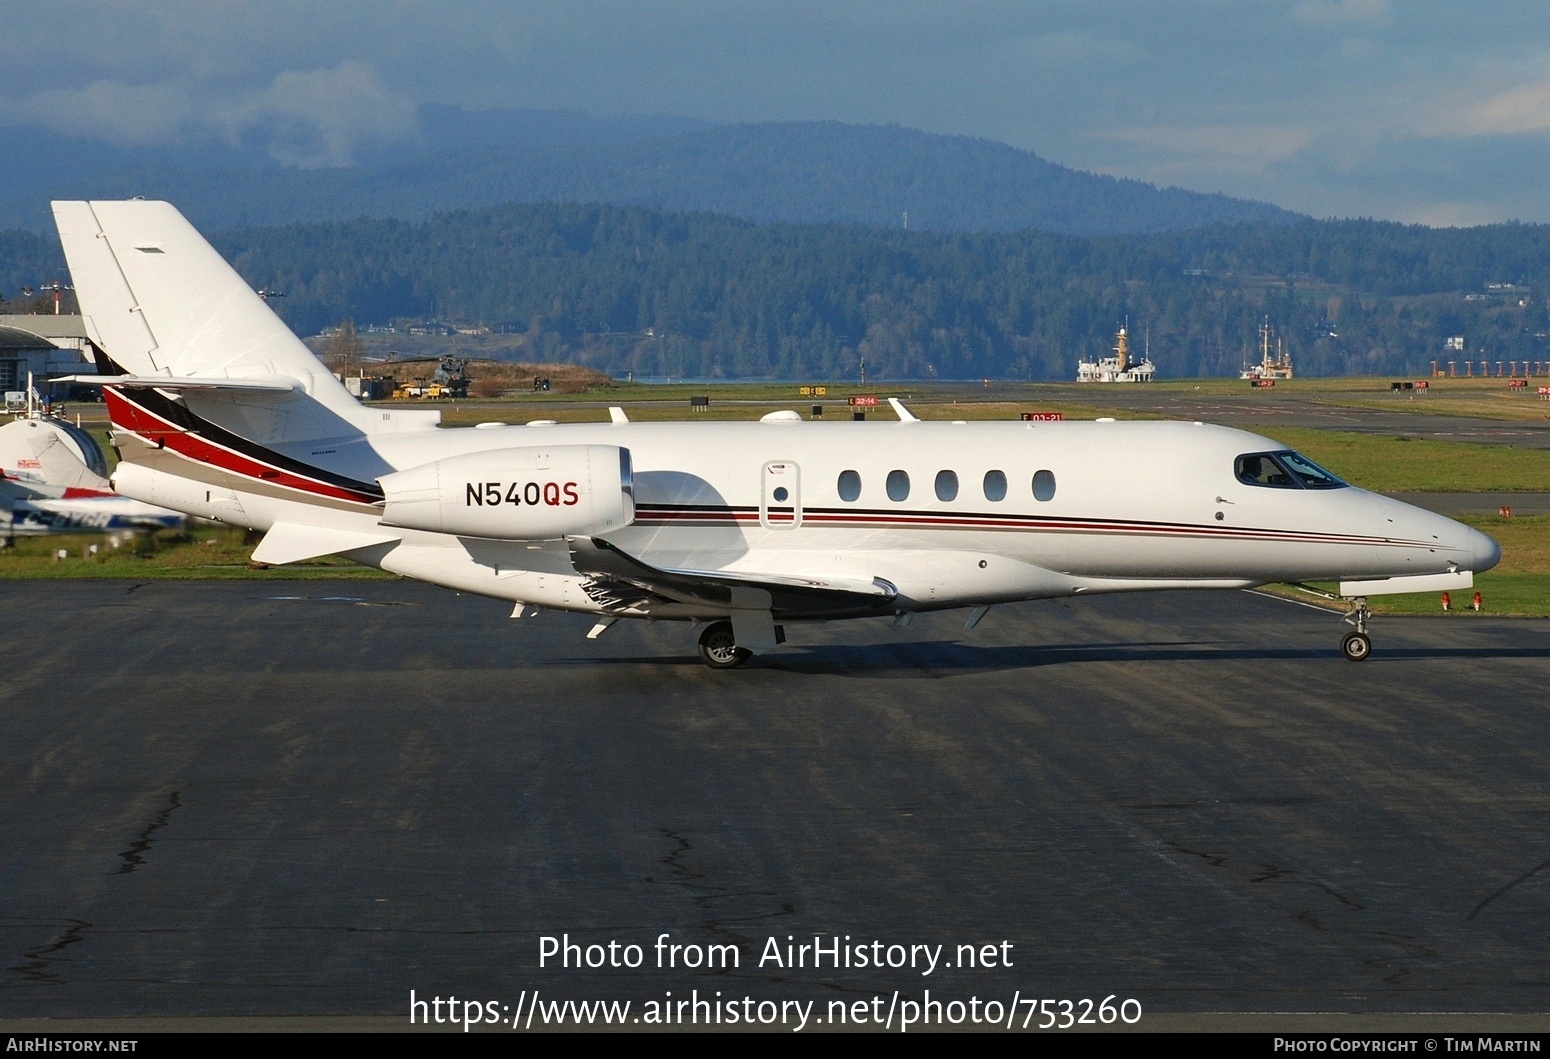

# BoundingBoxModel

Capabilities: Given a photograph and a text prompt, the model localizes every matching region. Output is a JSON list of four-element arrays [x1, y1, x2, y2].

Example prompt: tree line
[[6, 201, 1550, 378], [213, 202, 1550, 379]]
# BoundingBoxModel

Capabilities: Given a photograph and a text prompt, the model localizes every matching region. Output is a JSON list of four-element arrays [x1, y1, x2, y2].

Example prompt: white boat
[[1240, 320, 1294, 380], [1077, 326, 1156, 383]]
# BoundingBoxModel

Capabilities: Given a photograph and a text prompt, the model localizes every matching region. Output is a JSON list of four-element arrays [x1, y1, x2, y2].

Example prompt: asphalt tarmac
[[2, 581, 1549, 1033], [1387, 492, 1550, 515]]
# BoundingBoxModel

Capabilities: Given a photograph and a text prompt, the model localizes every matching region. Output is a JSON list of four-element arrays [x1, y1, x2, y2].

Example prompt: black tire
[[698, 621, 751, 669], [1341, 631, 1372, 662]]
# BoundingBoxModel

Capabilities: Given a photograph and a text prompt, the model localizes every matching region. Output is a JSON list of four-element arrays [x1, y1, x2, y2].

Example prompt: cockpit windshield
[[1235, 451, 1347, 490], [1275, 450, 1345, 488]]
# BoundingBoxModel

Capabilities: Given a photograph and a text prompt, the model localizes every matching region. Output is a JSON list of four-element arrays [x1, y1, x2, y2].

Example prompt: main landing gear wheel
[[698, 621, 751, 669], [1342, 595, 1373, 662], [1341, 631, 1372, 662]]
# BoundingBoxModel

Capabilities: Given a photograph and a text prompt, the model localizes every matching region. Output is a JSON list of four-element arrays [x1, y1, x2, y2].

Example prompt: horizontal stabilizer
[[252, 522, 401, 566], [58, 375, 298, 393], [1339, 570, 1473, 597]]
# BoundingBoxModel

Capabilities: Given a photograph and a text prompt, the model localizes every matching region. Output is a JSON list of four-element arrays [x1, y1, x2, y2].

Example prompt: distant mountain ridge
[[0, 106, 711, 223], [0, 112, 1304, 235]]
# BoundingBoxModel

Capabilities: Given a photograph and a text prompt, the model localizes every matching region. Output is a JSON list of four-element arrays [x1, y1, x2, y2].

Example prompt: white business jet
[[53, 200, 1499, 666]]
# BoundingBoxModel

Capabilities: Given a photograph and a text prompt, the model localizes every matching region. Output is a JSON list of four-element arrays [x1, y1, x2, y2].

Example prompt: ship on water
[[1077, 326, 1156, 383], [1240, 320, 1294, 380]]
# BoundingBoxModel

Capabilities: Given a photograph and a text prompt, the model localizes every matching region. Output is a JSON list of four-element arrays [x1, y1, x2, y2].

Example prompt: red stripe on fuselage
[[104, 388, 378, 505], [631, 505, 1430, 548]]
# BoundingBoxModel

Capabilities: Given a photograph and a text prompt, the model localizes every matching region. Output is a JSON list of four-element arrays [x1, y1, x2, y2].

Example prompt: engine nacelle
[[379, 445, 634, 540]]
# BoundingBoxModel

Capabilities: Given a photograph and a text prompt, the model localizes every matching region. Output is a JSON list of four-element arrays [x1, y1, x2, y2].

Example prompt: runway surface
[[1386, 491, 1550, 515], [3, 580, 1549, 1029]]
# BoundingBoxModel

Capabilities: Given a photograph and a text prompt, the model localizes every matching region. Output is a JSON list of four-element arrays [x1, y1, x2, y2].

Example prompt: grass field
[[1248, 429, 1550, 492], [0, 525, 394, 580]]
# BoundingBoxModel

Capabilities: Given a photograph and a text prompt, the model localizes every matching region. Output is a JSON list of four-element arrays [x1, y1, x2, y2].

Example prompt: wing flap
[[569, 537, 896, 617]]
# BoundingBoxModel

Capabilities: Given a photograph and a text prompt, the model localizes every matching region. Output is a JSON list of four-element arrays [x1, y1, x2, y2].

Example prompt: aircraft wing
[[569, 537, 897, 619]]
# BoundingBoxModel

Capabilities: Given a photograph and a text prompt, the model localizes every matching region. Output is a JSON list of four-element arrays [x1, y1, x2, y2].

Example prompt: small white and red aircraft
[[53, 200, 1499, 666], [0, 382, 183, 536]]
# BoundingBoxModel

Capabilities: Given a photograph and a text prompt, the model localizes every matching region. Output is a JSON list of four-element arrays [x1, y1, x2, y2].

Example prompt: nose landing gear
[[1284, 584, 1376, 661], [1340, 596, 1372, 661]]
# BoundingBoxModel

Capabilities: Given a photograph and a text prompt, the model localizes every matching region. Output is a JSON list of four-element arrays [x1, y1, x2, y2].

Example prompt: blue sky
[[9, 1, 1550, 224]]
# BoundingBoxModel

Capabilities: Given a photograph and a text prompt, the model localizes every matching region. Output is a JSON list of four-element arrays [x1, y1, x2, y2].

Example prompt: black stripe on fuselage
[[633, 502, 1424, 547], [114, 386, 384, 501]]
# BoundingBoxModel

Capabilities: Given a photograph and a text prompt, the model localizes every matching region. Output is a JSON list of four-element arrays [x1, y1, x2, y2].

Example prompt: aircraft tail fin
[[24, 428, 109, 490], [53, 201, 328, 383], [0, 417, 111, 491], [51, 200, 438, 441]]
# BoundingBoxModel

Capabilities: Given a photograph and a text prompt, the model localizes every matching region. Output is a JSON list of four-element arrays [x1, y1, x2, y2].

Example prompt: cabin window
[[837, 470, 862, 502], [983, 470, 1007, 502], [1032, 469, 1056, 502], [935, 470, 959, 502], [886, 469, 911, 502]]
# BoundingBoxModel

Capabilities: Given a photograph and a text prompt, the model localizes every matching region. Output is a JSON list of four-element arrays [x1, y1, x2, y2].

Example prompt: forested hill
[[219, 204, 1550, 380], [0, 121, 1302, 236], [7, 202, 1549, 381]]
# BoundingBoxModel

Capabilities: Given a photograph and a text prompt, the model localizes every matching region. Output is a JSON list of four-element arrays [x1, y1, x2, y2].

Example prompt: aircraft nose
[[1469, 526, 1502, 573]]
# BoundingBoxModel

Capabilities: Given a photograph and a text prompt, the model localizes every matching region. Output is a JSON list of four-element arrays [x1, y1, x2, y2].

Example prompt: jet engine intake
[[379, 445, 634, 539]]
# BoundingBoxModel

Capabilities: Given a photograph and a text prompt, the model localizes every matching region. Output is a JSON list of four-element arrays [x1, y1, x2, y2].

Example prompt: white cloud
[[21, 80, 199, 146], [4, 2, 1550, 219], [1455, 76, 1550, 136], [211, 62, 419, 166], [2, 61, 418, 166]]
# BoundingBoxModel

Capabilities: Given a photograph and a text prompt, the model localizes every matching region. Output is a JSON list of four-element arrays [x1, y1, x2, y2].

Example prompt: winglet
[[609, 406, 629, 424], [889, 397, 918, 423]]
